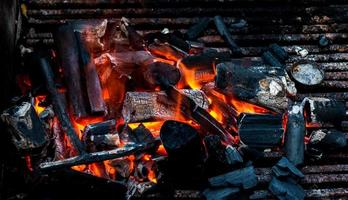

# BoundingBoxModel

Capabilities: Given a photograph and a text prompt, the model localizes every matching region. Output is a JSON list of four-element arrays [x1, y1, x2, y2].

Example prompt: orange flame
[[34, 96, 46, 115], [177, 61, 215, 90], [230, 98, 270, 115]]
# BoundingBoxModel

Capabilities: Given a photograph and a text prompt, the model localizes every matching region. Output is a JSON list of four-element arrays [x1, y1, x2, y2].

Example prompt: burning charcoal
[[148, 43, 183, 62], [262, 51, 283, 68], [225, 145, 243, 166], [203, 187, 240, 200], [127, 177, 155, 199], [75, 32, 106, 114], [107, 157, 134, 178], [1, 102, 48, 153], [238, 113, 284, 149], [142, 61, 181, 88], [52, 117, 68, 160], [214, 16, 242, 56], [54, 24, 87, 118], [215, 62, 288, 112], [131, 124, 155, 144], [284, 103, 305, 166], [120, 17, 145, 50], [289, 61, 324, 86], [318, 35, 331, 47], [269, 44, 288, 62], [308, 129, 347, 151], [304, 97, 346, 125], [82, 120, 120, 151], [272, 157, 304, 179], [208, 166, 258, 190], [122, 90, 209, 123], [185, 17, 211, 40], [268, 177, 305, 200], [160, 120, 204, 164], [238, 145, 264, 162]]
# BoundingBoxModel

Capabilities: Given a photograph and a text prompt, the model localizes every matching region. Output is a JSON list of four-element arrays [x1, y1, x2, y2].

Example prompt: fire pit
[[1, 0, 348, 199]]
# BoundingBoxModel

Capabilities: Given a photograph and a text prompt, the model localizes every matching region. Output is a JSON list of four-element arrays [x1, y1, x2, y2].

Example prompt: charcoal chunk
[[272, 157, 304, 179], [225, 145, 243, 165], [269, 44, 288, 62], [208, 166, 257, 190], [309, 129, 347, 151], [262, 51, 283, 68], [132, 124, 155, 144], [268, 177, 305, 200]]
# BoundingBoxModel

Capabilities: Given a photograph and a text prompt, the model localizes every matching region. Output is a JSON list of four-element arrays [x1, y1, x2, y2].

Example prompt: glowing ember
[[230, 98, 270, 115], [34, 96, 47, 115]]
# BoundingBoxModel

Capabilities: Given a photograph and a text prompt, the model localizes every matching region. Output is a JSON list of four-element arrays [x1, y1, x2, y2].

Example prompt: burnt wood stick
[[214, 16, 242, 56], [38, 56, 85, 154], [284, 103, 305, 166], [159, 79, 236, 144], [54, 24, 87, 118], [75, 32, 106, 114], [184, 17, 211, 40], [39, 140, 160, 171]]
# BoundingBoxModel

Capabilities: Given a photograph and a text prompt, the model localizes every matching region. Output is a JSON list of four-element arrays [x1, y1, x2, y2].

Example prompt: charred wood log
[[54, 24, 87, 118], [284, 103, 305, 166], [237, 113, 284, 149], [148, 43, 184, 62], [75, 32, 106, 115], [214, 16, 242, 56], [122, 90, 209, 123], [185, 17, 211, 40], [1, 102, 48, 153], [38, 56, 85, 154], [215, 62, 289, 113]]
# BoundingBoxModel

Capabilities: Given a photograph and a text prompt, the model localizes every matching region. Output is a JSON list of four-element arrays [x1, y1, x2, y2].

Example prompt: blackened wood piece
[[39, 139, 160, 171], [203, 187, 240, 200], [284, 103, 305, 166], [238, 113, 284, 149], [208, 166, 258, 190], [132, 124, 155, 144], [214, 16, 242, 56], [238, 145, 264, 162], [1, 102, 48, 153], [83, 119, 116, 138], [225, 145, 243, 166], [121, 18, 144, 50], [272, 157, 304, 179], [261, 51, 283, 68], [269, 43, 288, 62], [75, 32, 106, 114], [143, 61, 181, 88], [311, 99, 346, 124], [38, 56, 85, 154], [309, 129, 347, 150], [204, 135, 230, 175], [160, 120, 204, 164], [148, 43, 183, 62], [54, 24, 87, 118], [185, 17, 211, 40]]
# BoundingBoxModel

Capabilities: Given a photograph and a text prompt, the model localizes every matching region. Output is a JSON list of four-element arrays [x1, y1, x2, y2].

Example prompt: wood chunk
[[1, 102, 48, 153], [75, 32, 106, 114], [208, 166, 258, 190], [215, 62, 289, 113], [238, 113, 284, 149], [284, 103, 305, 166], [122, 90, 209, 123], [54, 24, 87, 118]]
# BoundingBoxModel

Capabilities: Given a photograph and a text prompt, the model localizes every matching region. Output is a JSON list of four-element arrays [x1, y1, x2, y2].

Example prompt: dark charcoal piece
[[204, 135, 230, 175], [160, 120, 204, 164], [238, 113, 284, 149], [272, 157, 304, 179], [185, 17, 211, 40], [1, 102, 48, 153], [238, 145, 264, 161], [132, 124, 155, 144], [214, 16, 242, 56], [309, 129, 347, 150], [121, 18, 144, 50], [307, 98, 346, 125], [54, 24, 87, 118], [83, 120, 116, 138], [268, 177, 305, 200], [262, 51, 283, 68], [143, 61, 181, 88], [208, 166, 258, 190], [203, 187, 240, 200], [284, 103, 305, 166], [225, 145, 243, 166], [75, 32, 105, 114], [269, 44, 288, 62]]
